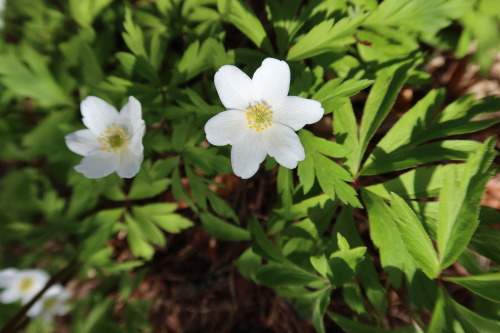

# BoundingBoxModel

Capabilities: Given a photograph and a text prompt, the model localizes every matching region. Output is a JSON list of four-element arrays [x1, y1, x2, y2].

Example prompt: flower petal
[[117, 149, 143, 178], [231, 132, 267, 179], [119, 96, 142, 122], [0, 289, 20, 303], [214, 65, 253, 110], [65, 129, 100, 156], [74, 150, 120, 179], [263, 123, 305, 169], [119, 96, 144, 135], [205, 110, 249, 146], [252, 58, 290, 108], [0, 268, 18, 288], [129, 121, 146, 150], [81, 96, 119, 135], [273, 96, 324, 131]]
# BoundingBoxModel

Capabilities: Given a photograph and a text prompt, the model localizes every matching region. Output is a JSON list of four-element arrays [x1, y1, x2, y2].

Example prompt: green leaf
[[333, 100, 361, 174], [287, 14, 368, 61], [200, 213, 250, 241], [125, 214, 155, 259], [330, 244, 366, 287], [437, 138, 496, 269], [152, 214, 193, 234], [171, 39, 220, 85], [0, 45, 70, 107], [122, 8, 148, 58], [217, 0, 273, 53], [365, 0, 470, 34], [364, 164, 464, 200], [277, 166, 293, 218], [298, 130, 360, 207], [390, 192, 440, 279], [312, 289, 331, 333], [427, 289, 456, 333], [353, 55, 420, 173], [362, 190, 416, 288], [310, 254, 331, 279], [361, 140, 483, 175], [248, 219, 291, 265], [453, 298, 500, 333], [363, 89, 445, 164], [333, 207, 388, 314], [130, 208, 166, 247], [69, 0, 113, 27], [312, 78, 373, 114], [329, 312, 419, 333], [256, 262, 323, 287], [446, 273, 500, 303]]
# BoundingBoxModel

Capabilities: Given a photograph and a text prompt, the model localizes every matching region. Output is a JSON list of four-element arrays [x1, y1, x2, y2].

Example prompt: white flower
[[65, 96, 145, 179], [0, 269, 49, 304], [205, 58, 324, 179], [27, 284, 70, 322]]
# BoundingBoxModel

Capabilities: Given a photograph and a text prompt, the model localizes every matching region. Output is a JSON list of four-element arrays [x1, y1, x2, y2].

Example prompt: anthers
[[246, 104, 273, 132]]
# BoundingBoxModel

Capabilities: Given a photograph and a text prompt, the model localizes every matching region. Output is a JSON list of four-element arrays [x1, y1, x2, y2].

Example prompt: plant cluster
[[0, 0, 499, 332]]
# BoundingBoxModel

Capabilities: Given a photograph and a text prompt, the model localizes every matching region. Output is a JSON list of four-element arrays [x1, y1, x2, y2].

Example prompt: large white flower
[[65, 96, 145, 179], [205, 58, 324, 179], [27, 284, 70, 322], [0, 269, 49, 304]]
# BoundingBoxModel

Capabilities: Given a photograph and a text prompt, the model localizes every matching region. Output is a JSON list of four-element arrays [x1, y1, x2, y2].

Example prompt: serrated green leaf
[[125, 214, 155, 259], [362, 190, 416, 287], [437, 138, 496, 269], [287, 14, 368, 61], [353, 55, 420, 173], [153, 214, 193, 234], [390, 192, 440, 279], [217, 0, 273, 53]]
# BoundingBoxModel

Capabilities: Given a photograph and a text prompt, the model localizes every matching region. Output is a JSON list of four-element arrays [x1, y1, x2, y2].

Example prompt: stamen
[[246, 104, 273, 132], [18, 278, 34, 293], [97, 126, 130, 154]]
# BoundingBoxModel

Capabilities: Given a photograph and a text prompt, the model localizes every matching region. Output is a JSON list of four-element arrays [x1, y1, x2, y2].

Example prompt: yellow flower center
[[246, 104, 273, 132], [42, 297, 58, 311], [18, 278, 34, 293], [98, 126, 130, 153]]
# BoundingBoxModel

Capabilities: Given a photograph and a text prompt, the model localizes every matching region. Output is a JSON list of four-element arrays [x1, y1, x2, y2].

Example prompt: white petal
[[65, 129, 100, 156], [231, 132, 267, 179], [0, 268, 18, 287], [27, 300, 43, 318], [117, 149, 143, 178], [205, 110, 249, 146], [130, 119, 146, 146], [263, 123, 305, 169], [214, 65, 253, 110], [252, 58, 290, 108], [81, 96, 119, 135], [0, 289, 20, 303], [74, 150, 120, 179], [273, 96, 324, 131], [119, 96, 142, 122]]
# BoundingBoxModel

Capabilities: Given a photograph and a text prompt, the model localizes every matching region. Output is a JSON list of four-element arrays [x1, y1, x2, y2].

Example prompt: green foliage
[[0, 0, 499, 331]]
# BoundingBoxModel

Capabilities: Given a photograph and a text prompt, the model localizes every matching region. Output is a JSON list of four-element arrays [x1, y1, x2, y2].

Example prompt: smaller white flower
[[65, 96, 146, 179], [205, 58, 324, 179], [0, 269, 49, 304], [27, 284, 70, 322]]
